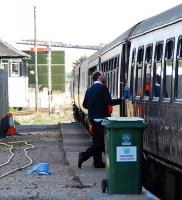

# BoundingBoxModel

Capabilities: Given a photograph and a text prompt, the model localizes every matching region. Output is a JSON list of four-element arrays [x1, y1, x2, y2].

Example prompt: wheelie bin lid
[[101, 117, 146, 128]]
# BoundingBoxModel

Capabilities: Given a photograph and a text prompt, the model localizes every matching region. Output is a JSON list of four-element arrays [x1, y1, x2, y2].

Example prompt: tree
[[72, 55, 88, 68]]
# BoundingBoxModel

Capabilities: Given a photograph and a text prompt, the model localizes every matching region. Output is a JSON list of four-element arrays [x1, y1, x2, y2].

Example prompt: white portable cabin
[[0, 40, 30, 109]]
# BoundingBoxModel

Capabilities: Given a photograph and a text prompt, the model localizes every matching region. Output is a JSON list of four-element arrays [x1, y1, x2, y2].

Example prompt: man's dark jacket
[[83, 83, 121, 120]]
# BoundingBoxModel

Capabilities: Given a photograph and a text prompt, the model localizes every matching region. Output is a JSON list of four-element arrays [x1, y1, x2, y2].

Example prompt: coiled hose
[[0, 141, 34, 178]]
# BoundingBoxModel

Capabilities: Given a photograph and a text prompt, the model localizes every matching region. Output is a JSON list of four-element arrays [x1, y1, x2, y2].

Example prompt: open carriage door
[[119, 42, 130, 116]]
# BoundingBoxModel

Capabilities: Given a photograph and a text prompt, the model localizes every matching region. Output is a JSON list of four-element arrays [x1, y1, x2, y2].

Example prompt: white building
[[0, 40, 30, 108]]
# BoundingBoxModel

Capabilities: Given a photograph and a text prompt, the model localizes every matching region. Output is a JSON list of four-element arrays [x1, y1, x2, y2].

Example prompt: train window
[[175, 60, 182, 100], [143, 64, 151, 99], [177, 36, 182, 58], [104, 63, 106, 72], [152, 42, 163, 101], [163, 39, 174, 102], [101, 63, 104, 71], [88, 66, 97, 86], [116, 67, 119, 95], [175, 36, 182, 101], [113, 71, 116, 96], [137, 47, 144, 64], [102, 56, 120, 97], [107, 73, 109, 88], [108, 60, 111, 71], [155, 42, 163, 61], [109, 59, 114, 70], [110, 71, 113, 94], [130, 49, 136, 98], [114, 56, 119, 69], [105, 61, 109, 72], [145, 45, 153, 62], [165, 39, 174, 59], [135, 47, 144, 98], [143, 45, 153, 99], [112, 56, 119, 97]]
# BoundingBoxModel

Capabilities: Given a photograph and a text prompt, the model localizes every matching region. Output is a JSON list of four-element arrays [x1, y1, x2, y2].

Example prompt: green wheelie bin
[[101, 117, 146, 194]]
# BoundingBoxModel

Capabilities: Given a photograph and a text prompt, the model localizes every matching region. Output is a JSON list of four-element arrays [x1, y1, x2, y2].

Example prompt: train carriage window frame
[[114, 56, 119, 69], [110, 71, 113, 95], [101, 63, 104, 72], [88, 65, 97, 87], [101, 56, 119, 98], [175, 35, 182, 102], [113, 55, 119, 97], [135, 46, 144, 100], [163, 38, 174, 102], [143, 44, 153, 101], [152, 41, 164, 102], [130, 48, 136, 98], [113, 70, 116, 96], [108, 58, 114, 95]]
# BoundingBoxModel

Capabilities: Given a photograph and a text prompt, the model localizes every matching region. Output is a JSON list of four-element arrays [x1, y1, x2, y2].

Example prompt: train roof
[[88, 51, 100, 63], [0, 40, 31, 59], [88, 26, 137, 62], [88, 4, 182, 63], [99, 26, 136, 55], [131, 4, 182, 38]]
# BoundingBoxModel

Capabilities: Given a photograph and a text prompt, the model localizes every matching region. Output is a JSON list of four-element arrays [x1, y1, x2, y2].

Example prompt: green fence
[[24, 50, 65, 92]]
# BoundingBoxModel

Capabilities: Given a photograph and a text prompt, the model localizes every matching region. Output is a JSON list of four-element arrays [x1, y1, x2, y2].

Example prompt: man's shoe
[[78, 152, 85, 169], [94, 162, 105, 168]]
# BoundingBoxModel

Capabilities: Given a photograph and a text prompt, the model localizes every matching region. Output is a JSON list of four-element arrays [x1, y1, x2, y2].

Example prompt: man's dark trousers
[[82, 120, 105, 166]]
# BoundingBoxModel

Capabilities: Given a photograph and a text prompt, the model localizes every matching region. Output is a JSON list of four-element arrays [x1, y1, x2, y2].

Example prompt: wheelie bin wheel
[[101, 179, 108, 193]]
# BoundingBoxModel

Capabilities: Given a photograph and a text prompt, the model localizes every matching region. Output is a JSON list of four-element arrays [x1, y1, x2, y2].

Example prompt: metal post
[[48, 41, 52, 115], [34, 6, 39, 112]]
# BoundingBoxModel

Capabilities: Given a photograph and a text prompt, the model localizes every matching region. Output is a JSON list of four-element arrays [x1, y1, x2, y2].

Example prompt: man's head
[[92, 71, 105, 82]]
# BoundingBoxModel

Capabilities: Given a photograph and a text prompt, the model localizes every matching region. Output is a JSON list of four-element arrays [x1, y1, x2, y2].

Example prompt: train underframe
[[73, 104, 89, 129], [142, 151, 182, 200]]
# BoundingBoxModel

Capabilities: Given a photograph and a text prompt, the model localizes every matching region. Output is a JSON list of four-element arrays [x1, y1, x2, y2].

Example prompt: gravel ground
[[0, 125, 93, 200]]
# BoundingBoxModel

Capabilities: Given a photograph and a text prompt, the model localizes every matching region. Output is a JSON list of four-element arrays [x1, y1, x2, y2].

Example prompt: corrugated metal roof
[[0, 40, 31, 58], [131, 4, 182, 37]]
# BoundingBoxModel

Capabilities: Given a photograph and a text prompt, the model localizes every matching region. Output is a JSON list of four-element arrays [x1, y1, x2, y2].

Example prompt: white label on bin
[[116, 146, 137, 162]]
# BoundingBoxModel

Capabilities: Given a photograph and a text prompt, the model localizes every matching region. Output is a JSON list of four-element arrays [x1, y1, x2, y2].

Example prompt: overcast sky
[[1, 0, 181, 46]]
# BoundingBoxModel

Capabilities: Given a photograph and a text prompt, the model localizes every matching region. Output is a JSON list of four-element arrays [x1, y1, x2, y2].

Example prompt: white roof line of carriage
[[130, 16, 182, 39]]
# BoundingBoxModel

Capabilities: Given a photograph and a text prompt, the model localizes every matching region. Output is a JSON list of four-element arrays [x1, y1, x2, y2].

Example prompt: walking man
[[78, 71, 121, 168]]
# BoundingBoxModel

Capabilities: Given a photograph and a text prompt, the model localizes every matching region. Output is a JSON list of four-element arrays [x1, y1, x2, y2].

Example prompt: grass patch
[[14, 104, 73, 125]]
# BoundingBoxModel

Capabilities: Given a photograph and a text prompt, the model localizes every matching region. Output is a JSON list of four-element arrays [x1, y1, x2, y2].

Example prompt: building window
[[10, 60, 20, 77], [1, 59, 9, 69]]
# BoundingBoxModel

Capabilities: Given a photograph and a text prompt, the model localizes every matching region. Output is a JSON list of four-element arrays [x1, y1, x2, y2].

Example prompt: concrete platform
[[61, 122, 158, 200]]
